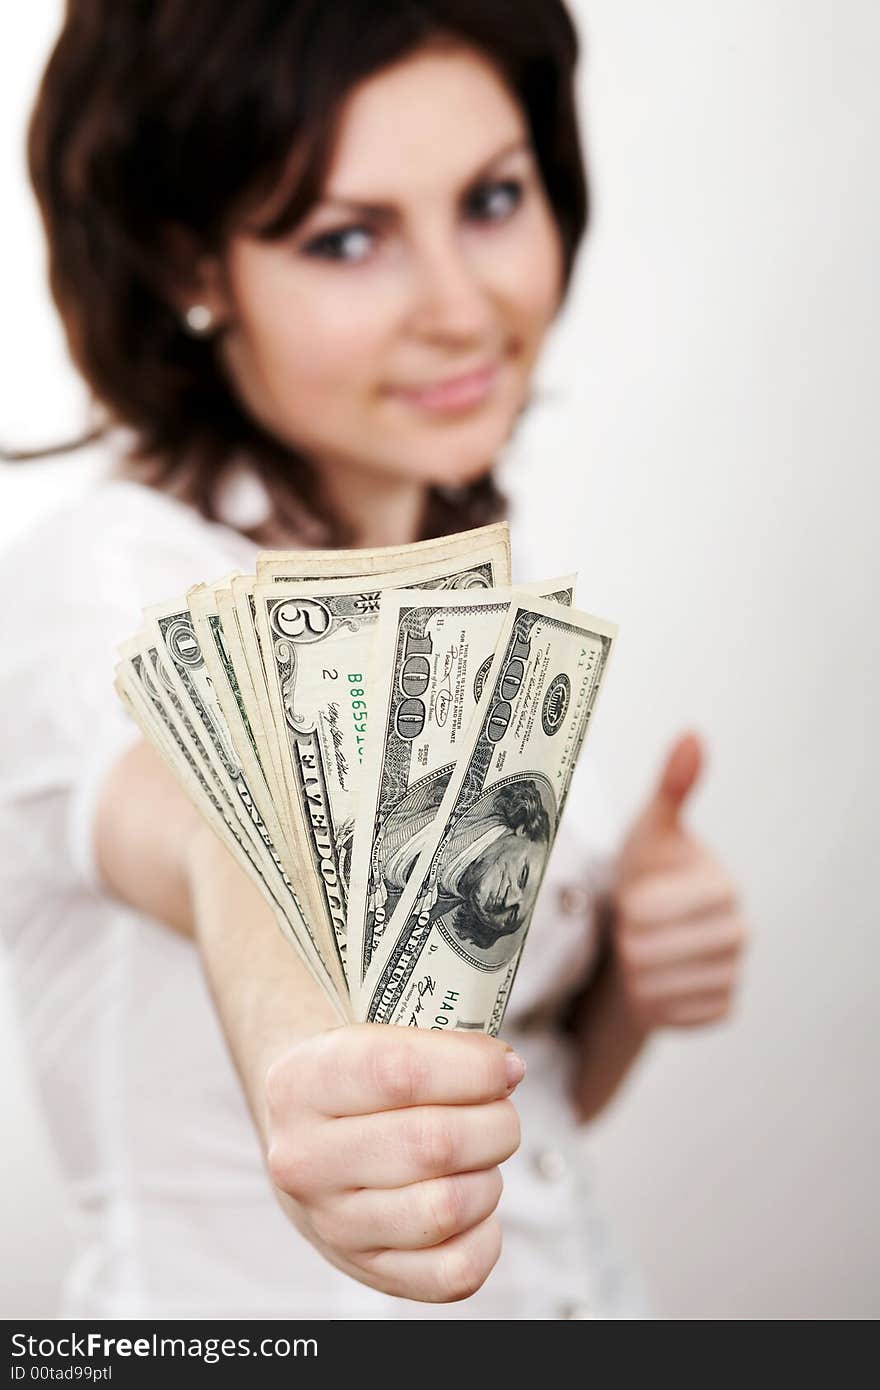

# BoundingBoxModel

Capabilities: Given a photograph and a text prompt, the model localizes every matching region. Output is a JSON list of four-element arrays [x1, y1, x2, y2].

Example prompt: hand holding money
[[265, 1025, 524, 1301], [115, 522, 619, 1032]]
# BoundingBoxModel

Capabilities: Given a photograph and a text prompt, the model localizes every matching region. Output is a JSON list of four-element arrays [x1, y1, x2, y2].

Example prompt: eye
[[301, 225, 375, 263], [465, 178, 524, 224], [519, 861, 529, 890]]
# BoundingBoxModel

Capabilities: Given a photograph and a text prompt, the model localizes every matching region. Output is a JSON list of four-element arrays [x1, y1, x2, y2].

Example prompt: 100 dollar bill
[[346, 577, 576, 990], [360, 593, 618, 1033]]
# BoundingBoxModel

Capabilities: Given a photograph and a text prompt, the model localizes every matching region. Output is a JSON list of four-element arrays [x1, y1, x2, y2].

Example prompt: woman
[[0, 0, 749, 1318]]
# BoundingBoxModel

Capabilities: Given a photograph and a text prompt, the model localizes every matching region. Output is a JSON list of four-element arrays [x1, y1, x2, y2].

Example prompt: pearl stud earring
[[183, 304, 215, 336]]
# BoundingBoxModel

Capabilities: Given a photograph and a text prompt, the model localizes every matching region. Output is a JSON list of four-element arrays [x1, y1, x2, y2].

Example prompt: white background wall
[[1, 0, 877, 1318]]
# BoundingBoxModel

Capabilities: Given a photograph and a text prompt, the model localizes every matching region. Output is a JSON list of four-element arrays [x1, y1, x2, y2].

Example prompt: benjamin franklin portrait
[[379, 775, 554, 968]]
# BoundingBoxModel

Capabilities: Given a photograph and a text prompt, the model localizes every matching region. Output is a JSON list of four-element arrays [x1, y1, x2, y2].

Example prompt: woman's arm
[[94, 738, 204, 937], [565, 895, 648, 1125], [93, 738, 525, 1302], [94, 738, 339, 1136], [184, 817, 341, 1142], [569, 732, 750, 1124]]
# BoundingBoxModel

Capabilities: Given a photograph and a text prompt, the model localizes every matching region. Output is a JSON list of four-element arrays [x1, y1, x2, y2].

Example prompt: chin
[[414, 421, 516, 489], [427, 455, 497, 491]]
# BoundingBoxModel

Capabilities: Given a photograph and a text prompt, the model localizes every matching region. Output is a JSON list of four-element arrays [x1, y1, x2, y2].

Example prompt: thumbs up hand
[[609, 732, 750, 1032]]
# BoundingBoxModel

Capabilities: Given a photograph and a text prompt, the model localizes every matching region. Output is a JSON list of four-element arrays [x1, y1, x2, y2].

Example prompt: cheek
[[520, 212, 565, 329], [227, 245, 387, 402], [476, 856, 503, 896], [255, 291, 380, 399], [476, 202, 564, 334]]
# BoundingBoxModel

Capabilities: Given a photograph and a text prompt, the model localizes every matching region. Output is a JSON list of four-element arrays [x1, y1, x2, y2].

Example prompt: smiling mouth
[[387, 361, 502, 414]]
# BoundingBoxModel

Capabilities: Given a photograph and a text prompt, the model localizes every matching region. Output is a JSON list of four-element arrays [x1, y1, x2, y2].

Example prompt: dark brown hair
[[24, 0, 589, 544]]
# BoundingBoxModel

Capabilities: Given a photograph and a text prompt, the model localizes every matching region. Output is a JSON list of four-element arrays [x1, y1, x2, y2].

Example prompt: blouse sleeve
[[0, 483, 254, 897]]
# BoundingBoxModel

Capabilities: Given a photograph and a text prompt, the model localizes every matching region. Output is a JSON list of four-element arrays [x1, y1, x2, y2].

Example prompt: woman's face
[[212, 44, 564, 491]]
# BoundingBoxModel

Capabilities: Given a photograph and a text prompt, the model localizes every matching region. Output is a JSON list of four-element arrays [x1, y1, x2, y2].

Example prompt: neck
[[317, 457, 428, 549]]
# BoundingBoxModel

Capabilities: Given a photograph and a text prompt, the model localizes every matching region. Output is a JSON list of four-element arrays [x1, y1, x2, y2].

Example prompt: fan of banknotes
[[114, 522, 618, 1034]]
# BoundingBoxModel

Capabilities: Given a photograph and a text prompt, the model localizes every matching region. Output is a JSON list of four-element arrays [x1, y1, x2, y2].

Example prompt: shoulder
[[0, 475, 256, 568], [0, 477, 258, 622]]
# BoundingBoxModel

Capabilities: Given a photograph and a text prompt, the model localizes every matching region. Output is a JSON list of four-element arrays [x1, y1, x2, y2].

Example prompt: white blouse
[[0, 475, 649, 1320]]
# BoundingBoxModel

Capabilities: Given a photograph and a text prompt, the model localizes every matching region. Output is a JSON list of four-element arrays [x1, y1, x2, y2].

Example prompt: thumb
[[616, 732, 706, 884], [644, 730, 705, 832]]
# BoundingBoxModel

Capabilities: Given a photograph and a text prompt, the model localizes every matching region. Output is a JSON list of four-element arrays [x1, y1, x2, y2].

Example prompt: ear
[[157, 224, 234, 328]]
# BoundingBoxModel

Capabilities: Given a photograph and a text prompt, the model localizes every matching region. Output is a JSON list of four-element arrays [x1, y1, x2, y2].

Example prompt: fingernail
[[504, 1049, 526, 1089]]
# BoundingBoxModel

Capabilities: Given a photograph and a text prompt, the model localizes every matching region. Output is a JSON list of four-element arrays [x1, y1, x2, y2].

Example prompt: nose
[[406, 231, 497, 346]]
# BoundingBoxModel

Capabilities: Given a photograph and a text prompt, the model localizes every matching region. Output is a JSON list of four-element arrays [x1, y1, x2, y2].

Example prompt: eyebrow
[[313, 136, 532, 221]]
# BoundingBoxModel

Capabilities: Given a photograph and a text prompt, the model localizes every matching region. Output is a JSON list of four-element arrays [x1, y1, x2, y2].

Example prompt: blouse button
[[533, 1147, 568, 1182], [560, 1301, 594, 1319], [557, 884, 591, 919]]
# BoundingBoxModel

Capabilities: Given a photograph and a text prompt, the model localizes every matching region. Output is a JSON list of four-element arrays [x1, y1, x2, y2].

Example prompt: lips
[[389, 361, 500, 413]]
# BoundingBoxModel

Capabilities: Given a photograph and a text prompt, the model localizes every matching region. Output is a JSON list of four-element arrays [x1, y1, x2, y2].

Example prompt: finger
[[355, 1214, 503, 1303], [618, 913, 747, 969], [294, 1099, 520, 1192], [648, 731, 704, 830], [619, 864, 738, 929], [663, 992, 733, 1028], [630, 961, 739, 1003], [311, 1167, 504, 1254], [285, 1024, 525, 1118]]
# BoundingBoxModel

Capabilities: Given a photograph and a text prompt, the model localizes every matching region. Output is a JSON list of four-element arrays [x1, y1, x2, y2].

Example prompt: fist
[[264, 1024, 524, 1302], [611, 731, 750, 1031]]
